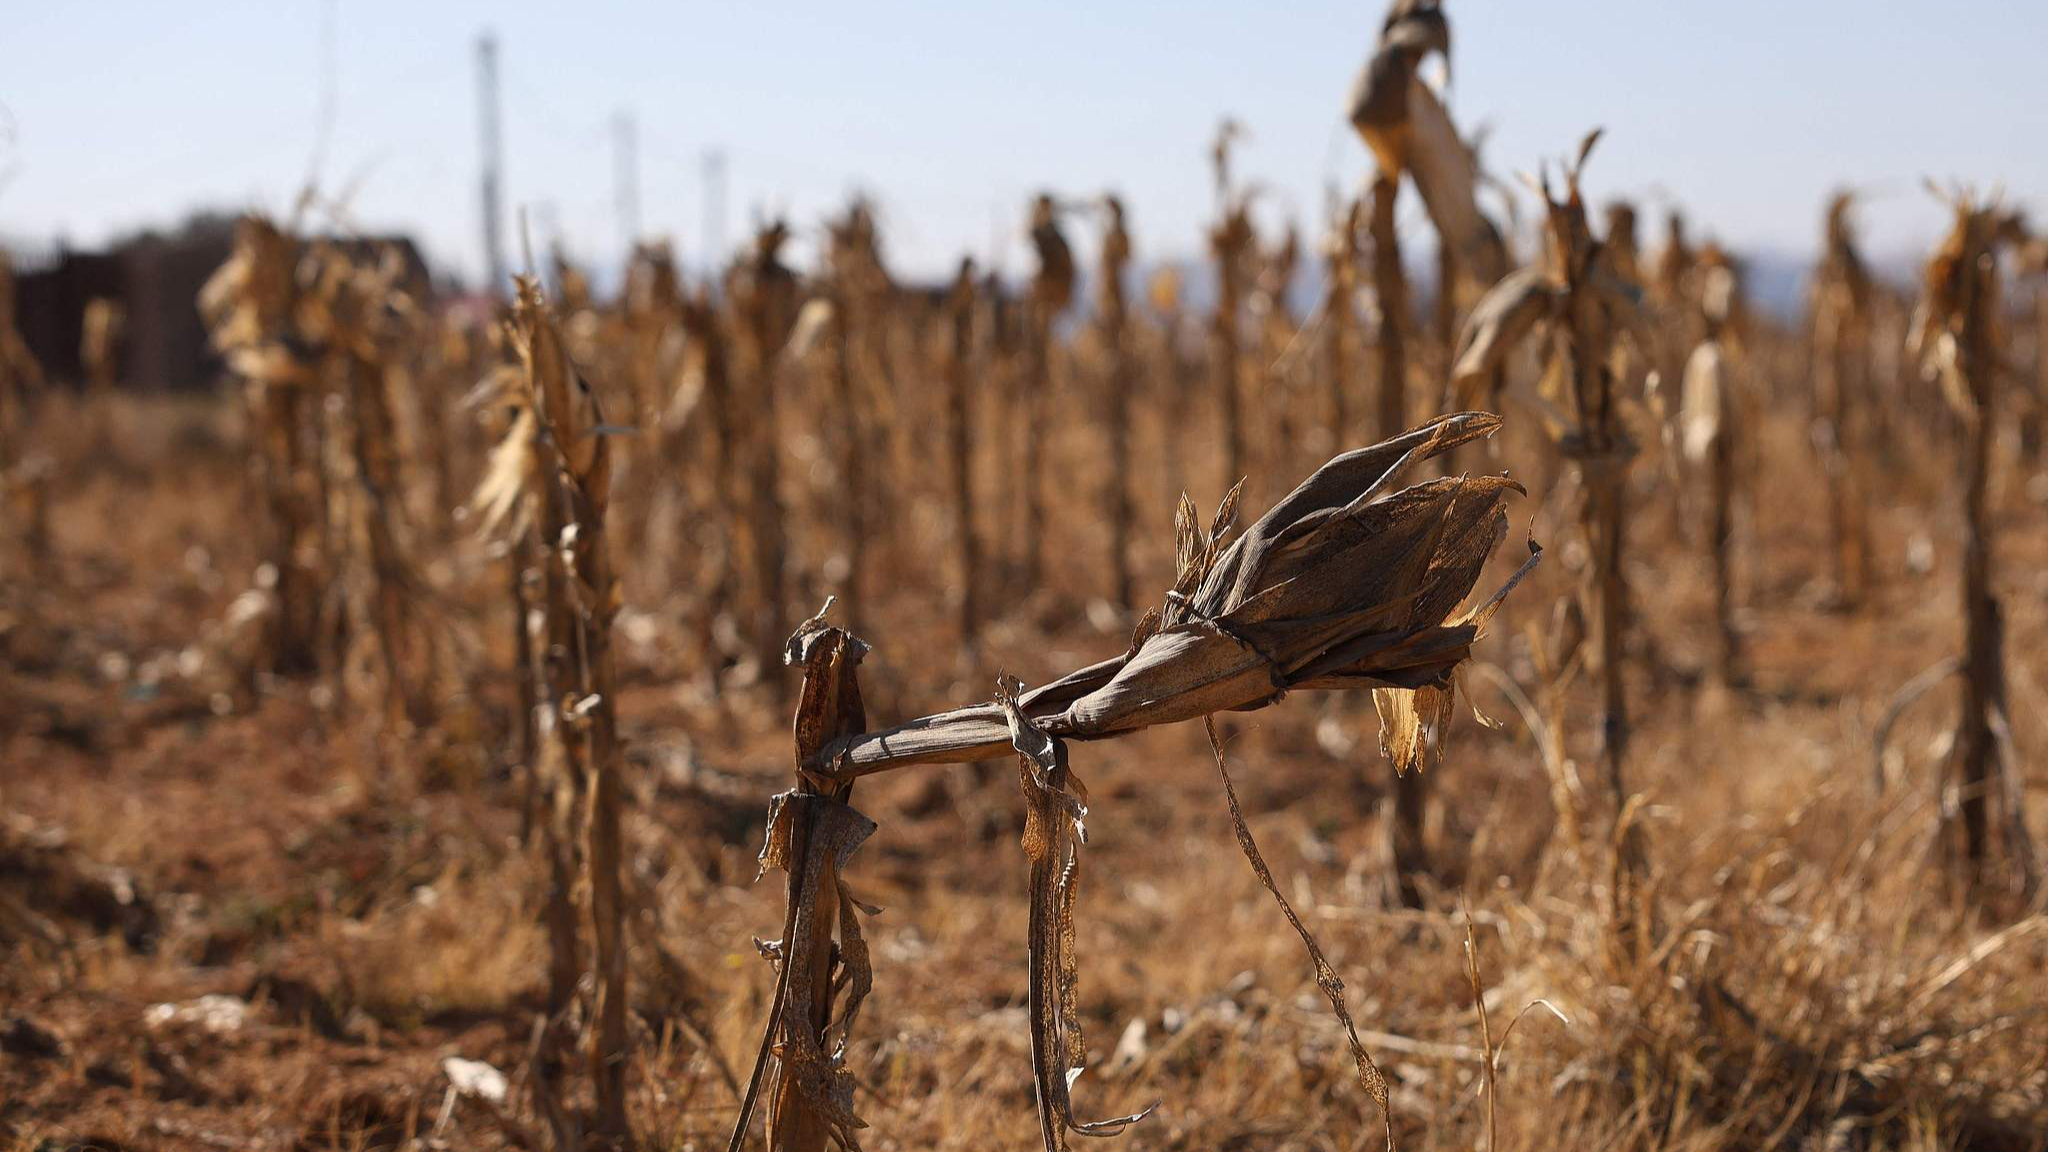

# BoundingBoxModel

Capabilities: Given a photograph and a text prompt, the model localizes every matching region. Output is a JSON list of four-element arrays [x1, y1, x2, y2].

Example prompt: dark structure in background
[[10, 214, 428, 392], [14, 215, 234, 391]]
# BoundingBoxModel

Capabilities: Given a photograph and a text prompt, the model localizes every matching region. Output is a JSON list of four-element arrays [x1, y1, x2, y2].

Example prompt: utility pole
[[475, 31, 506, 299], [613, 111, 640, 261], [700, 147, 727, 276]]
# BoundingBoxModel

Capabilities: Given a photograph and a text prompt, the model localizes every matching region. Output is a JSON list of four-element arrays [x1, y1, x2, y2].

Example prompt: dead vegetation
[[4, 4, 2047, 1151]]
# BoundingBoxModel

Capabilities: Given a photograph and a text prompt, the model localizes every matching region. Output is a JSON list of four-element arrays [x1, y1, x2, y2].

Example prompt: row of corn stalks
[[2, 1, 2039, 1145]]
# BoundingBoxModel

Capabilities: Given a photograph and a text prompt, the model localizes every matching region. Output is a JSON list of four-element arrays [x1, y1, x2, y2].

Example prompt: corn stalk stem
[[765, 626, 867, 1152], [1214, 221, 1245, 495], [1814, 296, 1870, 607], [831, 294, 866, 628], [1102, 248, 1135, 610], [582, 573, 630, 1142], [1325, 261, 1352, 444], [1022, 302, 1051, 593], [1707, 395, 1739, 682], [946, 272, 980, 641], [1369, 175, 1408, 441], [509, 541, 540, 846], [1953, 243, 2001, 895], [1368, 172, 1427, 898]]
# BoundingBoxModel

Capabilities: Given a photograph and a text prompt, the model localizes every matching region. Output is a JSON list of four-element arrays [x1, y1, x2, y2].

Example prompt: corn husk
[[1680, 339, 1727, 464], [812, 412, 1535, 777]]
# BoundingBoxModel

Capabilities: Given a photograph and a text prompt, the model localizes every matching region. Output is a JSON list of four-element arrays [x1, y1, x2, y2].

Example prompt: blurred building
[[10, 215, 428, 392]]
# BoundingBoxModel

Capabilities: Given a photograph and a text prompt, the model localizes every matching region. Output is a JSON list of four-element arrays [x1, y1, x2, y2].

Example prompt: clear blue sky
[[6, 2, 2046, 285]]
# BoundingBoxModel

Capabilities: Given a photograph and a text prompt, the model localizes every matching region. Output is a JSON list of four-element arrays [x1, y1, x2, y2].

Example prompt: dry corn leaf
[[1404, 76, 1507, 287], [1000, 681, 1155, 1152], [1347, 0, 1450, 176], [814, 413, 1532, 776], [750, 792, 878, 1151], [1450, 268, 1558, 406]]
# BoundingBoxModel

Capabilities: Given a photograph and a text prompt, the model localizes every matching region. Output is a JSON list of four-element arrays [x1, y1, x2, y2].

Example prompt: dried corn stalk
[[199, 217, 322, 676], [729, 604, 873, 1152], [1368, 175, 1410, 442], [1322, 196, 1364, 442], [728, 220, 800, 689], [1099, 196, 1137, 608], [944, 259, 981, 642], [823, 201, 894, 625], [733, 414, 1536, 1150], [1452, 131, 1655, 927], [1907, 194, 2041, 907], [1347, 0, 1505, 331], [1654, 210, 1693, 311], [1023, 192, 1074, 593], [1253, 224, 1303, 469], [1209, 124, 1255, 494], [477, 277, 634, 1142], [675, 285, 737, 682], [81, 297, 124, 402], [298, 242, 441, 732], [1679, 246, 1746, 682], [1809, 192, 1875, 608]]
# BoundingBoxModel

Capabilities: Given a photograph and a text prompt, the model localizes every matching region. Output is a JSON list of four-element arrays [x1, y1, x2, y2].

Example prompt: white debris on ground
[[145, 994, 252, 1034], [442, 1057, 509, 1104]]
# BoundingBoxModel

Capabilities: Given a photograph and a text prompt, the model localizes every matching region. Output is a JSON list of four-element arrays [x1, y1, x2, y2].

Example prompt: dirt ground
[[4, 365, 2046, 1151]]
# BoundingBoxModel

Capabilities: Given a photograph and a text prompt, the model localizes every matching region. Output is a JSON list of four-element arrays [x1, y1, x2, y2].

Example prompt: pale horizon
[[7, 1, 2046, 287]]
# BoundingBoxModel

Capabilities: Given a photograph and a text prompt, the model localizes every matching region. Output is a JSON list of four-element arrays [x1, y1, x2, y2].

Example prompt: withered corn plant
[[1653, 210, 1692, 311], [1097, 196, 1136, 608], [2026, 232, 2048, 461], [675, 284, 737, 688], [1601, 202, 1641, 287], [202, 223, 454, 726], [199, 217, 323, 676], [1022, 193, 1075, 595], [1366, 177, 1410, 443], [725, 412, 1539, 1152], [1321, 195, 1364, 444], [1809, 192, 1876, 610], [1208, 121, 1254, 495], [727, 221, 800, 688], [80, 297, 124, 444], [614, 241, 686, 572], [1452, 131, 1657, 938], [823, 201, 895, 627], [1362, 169, 1432, 903], [411, 312, 480, 540], [943, 258, 980, 643], [304, 242, 457, 735], [1905, 194, 2041, 909], [476, 278, 634, 1145], [1678, 245, 1746, 683], [1251, 221, 1303, 472], [1347, 0, 1506, 413], [2030, 247, 2048, 461], [1346, 0, 1465, 900], [1646, 209, 1696, 501]]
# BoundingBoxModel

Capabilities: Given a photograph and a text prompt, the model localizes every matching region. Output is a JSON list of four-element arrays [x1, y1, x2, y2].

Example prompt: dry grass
[[6, 7, 2048, 1149]]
